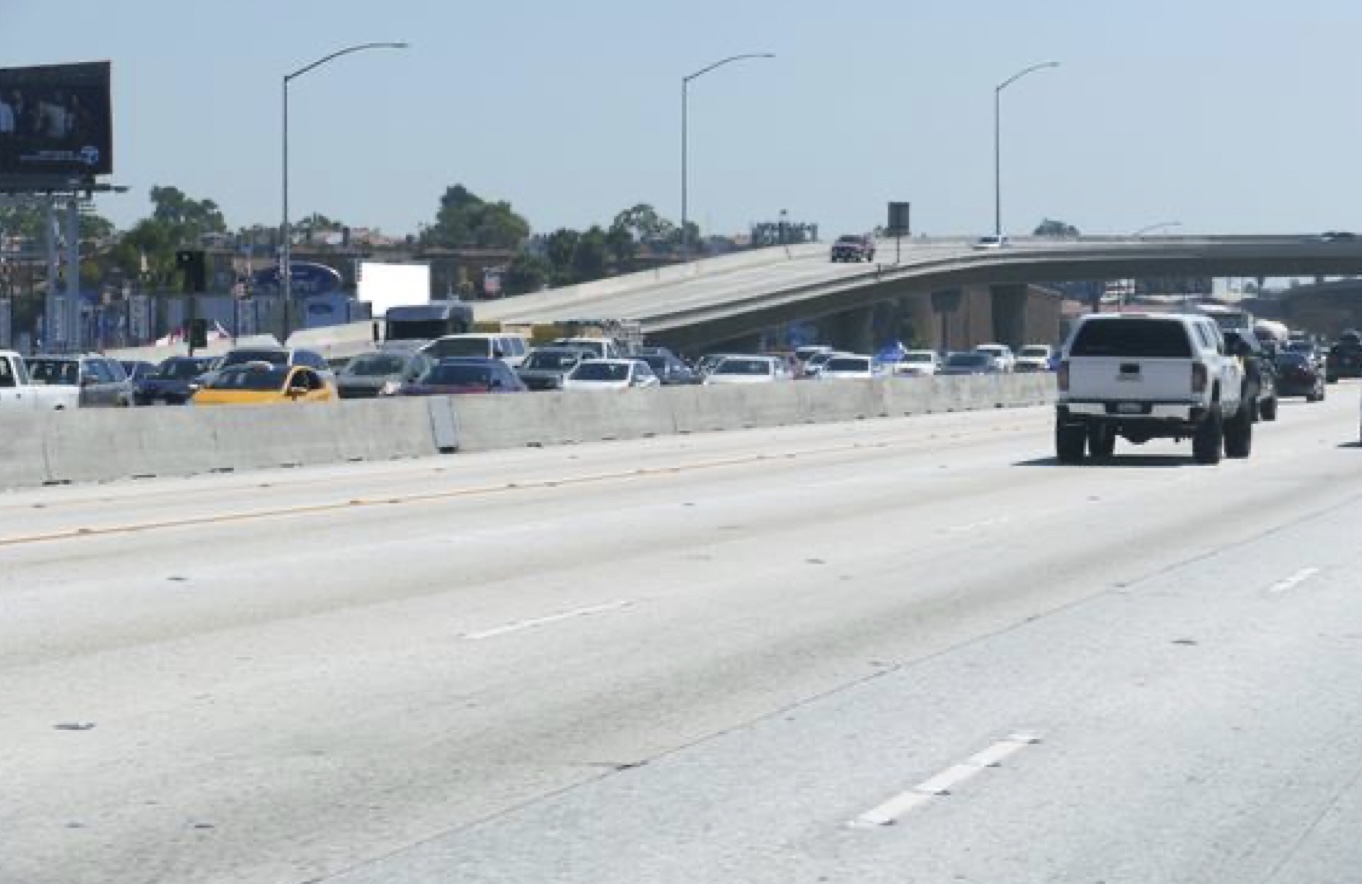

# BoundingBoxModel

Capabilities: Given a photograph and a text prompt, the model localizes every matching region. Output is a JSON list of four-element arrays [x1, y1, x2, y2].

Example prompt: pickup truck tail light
[[1191, 361, 1208, 394], [1057, 360, 1070, 392]]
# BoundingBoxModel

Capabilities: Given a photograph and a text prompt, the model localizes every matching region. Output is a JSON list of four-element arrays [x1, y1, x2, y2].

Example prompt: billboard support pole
[[64, 198, 80, 353], [44, 199, 60, 352]]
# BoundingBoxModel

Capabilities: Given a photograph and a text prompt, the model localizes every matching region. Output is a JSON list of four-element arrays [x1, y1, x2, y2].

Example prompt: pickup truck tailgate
[[1067, 357, 1193, 401]]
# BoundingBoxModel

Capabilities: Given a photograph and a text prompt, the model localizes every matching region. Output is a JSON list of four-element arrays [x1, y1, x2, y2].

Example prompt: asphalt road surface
[[3, 387, 1361, 883]]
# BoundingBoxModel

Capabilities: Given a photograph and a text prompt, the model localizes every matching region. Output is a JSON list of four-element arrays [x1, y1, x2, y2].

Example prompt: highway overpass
[[475, 235, 1362, 351]]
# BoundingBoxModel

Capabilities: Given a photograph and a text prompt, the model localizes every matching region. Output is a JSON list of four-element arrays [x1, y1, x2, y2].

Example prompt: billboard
[[357, 261, 431, 318], [0, 61, 113, 179]]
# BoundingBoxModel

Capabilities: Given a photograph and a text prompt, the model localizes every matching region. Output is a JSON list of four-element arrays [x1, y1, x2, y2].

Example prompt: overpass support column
[[828, 306, 875, 354], [990, 284, 1028, 349]]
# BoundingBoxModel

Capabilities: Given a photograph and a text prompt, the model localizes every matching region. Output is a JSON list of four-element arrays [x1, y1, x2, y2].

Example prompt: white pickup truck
[[0, 351, 80, 411], [1055, 313, 1250, 465]]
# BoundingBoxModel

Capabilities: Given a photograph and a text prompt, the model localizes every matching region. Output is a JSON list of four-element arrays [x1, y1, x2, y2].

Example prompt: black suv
[[1223, 329, 1278, 422], [1326, 331, 1362, 382]]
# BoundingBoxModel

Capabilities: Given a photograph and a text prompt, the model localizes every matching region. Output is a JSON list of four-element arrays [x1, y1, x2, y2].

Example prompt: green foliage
[[1034, 218, 1080, 237], [149, 185, 227, 240], [425, 184, 530, 249], [503, 252, 551, 296], [0, 204, 116, 241]]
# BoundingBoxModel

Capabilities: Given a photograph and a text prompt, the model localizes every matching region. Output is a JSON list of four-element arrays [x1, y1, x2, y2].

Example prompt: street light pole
[[282, 41, 408, 309], [680, 52, 774, 264], [994, 61, 1059, 239]]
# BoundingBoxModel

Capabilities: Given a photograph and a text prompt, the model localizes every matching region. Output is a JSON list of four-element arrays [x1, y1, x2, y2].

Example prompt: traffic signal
[[176, 250, 207, 293], [188, 318, 209, 350]]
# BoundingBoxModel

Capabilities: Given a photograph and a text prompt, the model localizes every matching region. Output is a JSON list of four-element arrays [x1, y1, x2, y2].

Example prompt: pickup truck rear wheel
[[1056, 422, 1087, 464], [1193, 406, 1224, 465], [1225, 403, 1253, 459], [1088, 425, 1116, 458]]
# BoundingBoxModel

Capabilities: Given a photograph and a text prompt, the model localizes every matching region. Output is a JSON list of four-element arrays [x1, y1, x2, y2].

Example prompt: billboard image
[[0, 61, 113, 179]]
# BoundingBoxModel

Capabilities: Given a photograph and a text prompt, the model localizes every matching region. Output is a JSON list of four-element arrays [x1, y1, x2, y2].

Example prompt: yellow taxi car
[[190, 362, 335, 406]]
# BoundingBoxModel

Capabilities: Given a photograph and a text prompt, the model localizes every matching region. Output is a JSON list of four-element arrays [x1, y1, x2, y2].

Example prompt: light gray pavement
[[2, 388, 1361, 883]]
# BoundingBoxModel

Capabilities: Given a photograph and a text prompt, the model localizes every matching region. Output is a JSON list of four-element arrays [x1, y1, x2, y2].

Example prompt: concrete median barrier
[[0, 376, 1057, 492]]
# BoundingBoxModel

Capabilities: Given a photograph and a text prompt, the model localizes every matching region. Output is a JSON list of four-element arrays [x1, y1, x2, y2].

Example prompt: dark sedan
[[399, 358, 527, 396], [937, 352, 998, 376], [632, 347, 699, 385], [1273, 352, 1326, 402], [1326, 339, 1362, 382], [135, 356, 218, 405], [516, 347, 593, 391]]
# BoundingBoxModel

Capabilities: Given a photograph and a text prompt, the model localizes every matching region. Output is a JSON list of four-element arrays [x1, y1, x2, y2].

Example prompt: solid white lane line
[[1269, 567, 1321, 595], [462, 600, 634, 641], [851, 732, 1042, 828]]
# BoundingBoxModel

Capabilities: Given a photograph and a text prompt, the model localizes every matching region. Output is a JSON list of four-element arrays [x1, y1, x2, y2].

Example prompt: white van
[[422, 333, 530, 368]]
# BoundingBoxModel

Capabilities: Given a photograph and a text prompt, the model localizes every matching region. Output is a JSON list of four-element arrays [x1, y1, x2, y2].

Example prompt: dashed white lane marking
[[1269, 567, 1321, 595], [463, 600, 634, 641], [850, 732, 1042, 828]]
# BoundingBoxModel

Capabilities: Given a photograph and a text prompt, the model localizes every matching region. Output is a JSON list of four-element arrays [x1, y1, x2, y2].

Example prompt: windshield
[[1019, 347, 1049, 358], [387, 319, 455, 341], [154, 359, 213, 380], [824, 357, 870, 372], [422, 364, 493, 386], [714, 358, 771, 376], [570, 362, 630, 382], [903, 353, 934, 363], [344, 354, 410, 377], [207, 366, 289, 391], [426, 338, 492, 359], [523, 350, 584, 370], [221, 349, 288, 368], [947, 353, 990, 367], [26, 359, 80, 385]]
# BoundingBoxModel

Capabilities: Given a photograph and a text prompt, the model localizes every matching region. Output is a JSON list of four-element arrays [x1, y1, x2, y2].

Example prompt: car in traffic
[[817, 354, 882, 380], [1056, 312, 1249, 465], [516, 347, 595, 391], [549, 337, 625, 361], [398, 358, 527, 396], [974, 343, 1016, 373], [632, 347, 699, 385], [1316, 230, 1357, 243], [938, 352, 999, 376], [134, 356, 218, 405], [26, 353, 135, 407], [695, 353, 744, 377], [802, 350, 842, 379], [972, 234, 1011, 250], [0, 350, 80, 410], [893, 350, 941, 376], [1223, 328, 1279, 421], [206, 346, 334, 388], [830, 234, 876, 262], [1326, 332, 1362, 382], [1014, 344, 1054, 373], [336, 350, 436, 399], [562, 358, 660, 391], [119, 360, 158, 387], [702, 355, 788, 385], [422, 333, 531, 368], [190, 362, 336, 406], [794, 344, 835, 365], [1272, 351, 1326, 402]]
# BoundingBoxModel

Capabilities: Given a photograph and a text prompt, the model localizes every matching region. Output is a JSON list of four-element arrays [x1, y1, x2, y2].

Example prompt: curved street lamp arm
[[287, 41, 410, 83], [1131, 221, 1182, 237], [685, 52, 776, 84], [997, 60, 1060, 93]]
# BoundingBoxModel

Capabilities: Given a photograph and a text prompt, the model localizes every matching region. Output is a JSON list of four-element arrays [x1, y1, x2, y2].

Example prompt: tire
[[1088, 424, 1116, 458], [1225, 403, 1253, 459], [1056, 422, 1087, 464], [1193, 406, 1224, 465], [1260, 395, 1278, 422]]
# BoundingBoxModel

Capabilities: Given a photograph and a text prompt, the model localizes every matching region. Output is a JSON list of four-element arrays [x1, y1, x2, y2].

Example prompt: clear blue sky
[[4, 0, 1360, 239]]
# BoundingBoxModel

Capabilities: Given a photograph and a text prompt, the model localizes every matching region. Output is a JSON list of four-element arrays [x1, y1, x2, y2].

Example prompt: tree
[[0, 204, 116, 241], [544, 228, 581, 286], [503, 252, 551, 296], [605, 223, 636, 270], [572, 226, 609, 283], [1034, 218, 1080, 237], [149, 185, 227, 240], [425, 184, 530, 250]]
